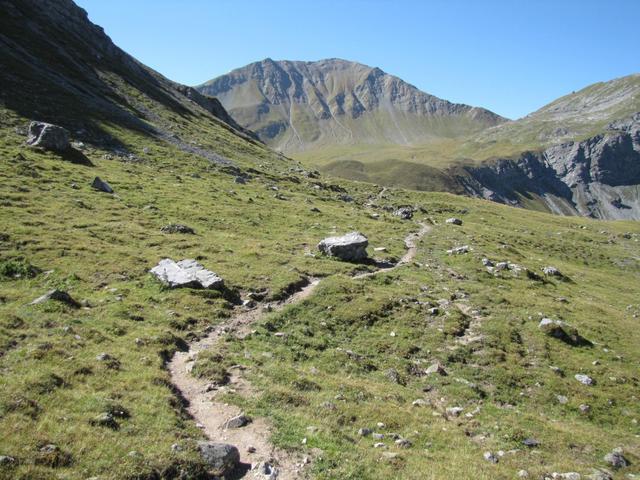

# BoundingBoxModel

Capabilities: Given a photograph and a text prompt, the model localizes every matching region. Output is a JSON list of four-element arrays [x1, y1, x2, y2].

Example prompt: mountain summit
[[197, 58, 506, 152]]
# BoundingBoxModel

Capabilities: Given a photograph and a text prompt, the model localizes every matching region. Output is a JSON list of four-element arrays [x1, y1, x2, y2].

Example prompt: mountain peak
[[197, 58, 506, 152]]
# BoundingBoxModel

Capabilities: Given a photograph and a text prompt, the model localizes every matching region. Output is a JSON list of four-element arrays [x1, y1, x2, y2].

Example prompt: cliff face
[[197, 58, 506, 152], [461, 114, 640, 220]]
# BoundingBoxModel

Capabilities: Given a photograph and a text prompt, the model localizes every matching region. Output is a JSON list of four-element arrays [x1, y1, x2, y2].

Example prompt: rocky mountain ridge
[[460, 113, 640, 220], [197, 58, 506, 151]]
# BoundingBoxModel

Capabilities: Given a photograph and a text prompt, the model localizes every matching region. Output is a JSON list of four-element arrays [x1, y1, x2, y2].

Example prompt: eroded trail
[[168, 223, 431, 478]]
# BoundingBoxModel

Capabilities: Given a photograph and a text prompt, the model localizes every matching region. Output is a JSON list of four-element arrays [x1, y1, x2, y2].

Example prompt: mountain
[[196, 58, 506, 152], [298, 74, 640, 220]]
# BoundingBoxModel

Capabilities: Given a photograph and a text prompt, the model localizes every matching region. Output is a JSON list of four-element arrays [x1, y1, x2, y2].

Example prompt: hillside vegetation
[[0, 1, 639, 479]]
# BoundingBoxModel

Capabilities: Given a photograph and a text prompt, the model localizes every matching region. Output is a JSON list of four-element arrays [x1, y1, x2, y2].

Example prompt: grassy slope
[[0, 51, 639, 480], [213, 196, 640, 479]]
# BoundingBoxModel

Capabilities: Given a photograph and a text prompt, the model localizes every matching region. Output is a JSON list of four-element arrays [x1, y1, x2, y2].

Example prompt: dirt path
[[168, 223, 431, 478]]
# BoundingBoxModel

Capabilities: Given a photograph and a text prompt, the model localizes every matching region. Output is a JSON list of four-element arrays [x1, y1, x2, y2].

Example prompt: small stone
[[376, 422, 385, 429], [603, 448, 628, 469], [412, 399, 428, 407], [0, 455, 16, 466], [557, 395, 569, 404], [171, 443, 181, 452], [160, 224, 195, 234], [446, 218, 463, 225], [522, 438, 539, 448], [482, 258, 494, 267], [372, 433, 384, 440], [90, 412, 119, 430], [575, 374, 594, 386], [91, 176, 114, 193], [425, 362, 447, 376], [358, 428, 372, 437], [395, 438, 412, 448], [427, 307, 439, 315], [373, 442, 386, 448], [247, 446, 256, 454], [543, 266, 563, 277], [447, 245, 470, 255], [446, 407, 464, 417], [517, 470, 529, 478], [223, 414, 251, 429], [483, 451, 498, 463]]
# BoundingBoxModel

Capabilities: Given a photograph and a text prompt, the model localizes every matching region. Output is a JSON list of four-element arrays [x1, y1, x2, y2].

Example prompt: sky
[[75, 0, 640, 120]]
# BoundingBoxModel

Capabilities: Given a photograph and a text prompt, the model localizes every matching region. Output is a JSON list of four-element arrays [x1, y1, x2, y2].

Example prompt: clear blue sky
[[76, 0, 640, 119]]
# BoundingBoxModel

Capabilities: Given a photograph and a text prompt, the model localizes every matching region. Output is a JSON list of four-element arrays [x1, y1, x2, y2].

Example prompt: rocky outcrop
[[459, 113, 640, 220]]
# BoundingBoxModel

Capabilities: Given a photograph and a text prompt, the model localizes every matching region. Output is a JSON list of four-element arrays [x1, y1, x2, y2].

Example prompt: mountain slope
[[463, 73, 640, 159], [197, 58, 506, 152]]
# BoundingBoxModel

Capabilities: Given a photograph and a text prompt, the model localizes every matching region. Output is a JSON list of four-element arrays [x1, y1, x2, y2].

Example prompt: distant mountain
[[197, 58, 506, 152]]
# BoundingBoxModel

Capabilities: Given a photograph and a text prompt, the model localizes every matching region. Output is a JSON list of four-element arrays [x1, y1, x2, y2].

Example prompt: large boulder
[[150, 259, 224, 289], [26, 121, 70, 151], [318, 232, 368, 262], [197, 442, 239, 476]]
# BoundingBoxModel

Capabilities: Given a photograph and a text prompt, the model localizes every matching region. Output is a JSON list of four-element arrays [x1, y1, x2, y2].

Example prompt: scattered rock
[[522, 438, 540, 448], [575, 374, 595, 386], [579, 404, 591, 414], [483, 451, 498, 463], [603, 448, 628, 469], [254, 461, 279, 479], [557, 395, 569, 404], [358, 427, 372, 437], [160, 224, 195, 234], [91, 177, 114, 193], [35, 444, 72, 467], [26, 121, 69, 151], [539, 318, 591, 346], [0, 455, 16, 467], [551, 473, 581, 480], [90, 412, 119, 430], [446, 407, 464, 417], [372, 433, 384, 440], [223, 414, 251, 429], [518, 470, 529, 478], [446, 218, 463, 225], [395, 438, 412, 448], [587, 468, 613, 480], [385, 368, 404, 385], [543, 266, 563, 277], [197, 442, 240, 476], [393, 206, 414, 220], [150, 258, 224, 289], [482, 258, 494, 267], [427, 307, 439, 315], [412, 399, 428, 407], [30, 289, 80, 308], [425, 362, 448, 376], [318, 232, 368, 262], [234, 176, 247, 184], [447, 245, 470, 255], [373, 442, 386, 448]]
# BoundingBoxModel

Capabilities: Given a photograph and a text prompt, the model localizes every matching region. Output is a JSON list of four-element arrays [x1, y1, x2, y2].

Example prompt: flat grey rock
[[150, 258, 224, 289]]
